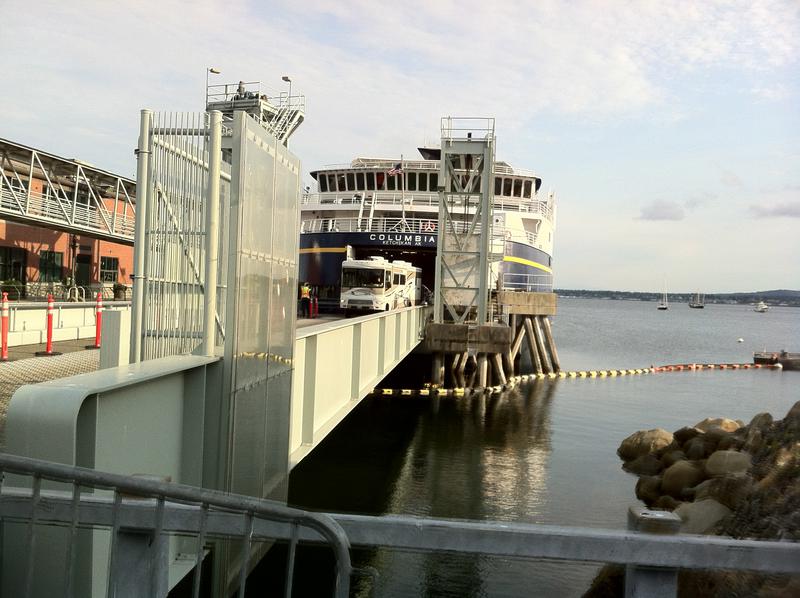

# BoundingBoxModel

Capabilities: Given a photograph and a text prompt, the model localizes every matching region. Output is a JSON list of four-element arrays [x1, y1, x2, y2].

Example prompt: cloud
[[750, 202, 800, 218], [721, 170, 745, 188], [684, 192, 716, 209], [637, 200, 685, 221], [750, 84, 791, 102]]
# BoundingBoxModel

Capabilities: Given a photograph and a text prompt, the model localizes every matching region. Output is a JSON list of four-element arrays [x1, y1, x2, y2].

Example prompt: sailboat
[[689, 292, 705, 309], [657, 283, 669, 310]]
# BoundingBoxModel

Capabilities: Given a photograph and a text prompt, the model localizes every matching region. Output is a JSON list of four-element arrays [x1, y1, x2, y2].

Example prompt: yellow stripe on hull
[[502, 255, 552, 274]]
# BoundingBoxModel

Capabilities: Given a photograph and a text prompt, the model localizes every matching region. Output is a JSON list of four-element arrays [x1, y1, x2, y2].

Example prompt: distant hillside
[[555, 289, 800, 307]]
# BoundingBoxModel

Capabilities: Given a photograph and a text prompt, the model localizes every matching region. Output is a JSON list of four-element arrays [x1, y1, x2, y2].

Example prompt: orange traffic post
[[35, 294, 62, 357]]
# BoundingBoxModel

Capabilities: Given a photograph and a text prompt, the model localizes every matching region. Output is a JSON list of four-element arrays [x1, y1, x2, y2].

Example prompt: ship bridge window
[[408, 172, 417, 191], [513, 179, 522, 197], [418, 173, 428, 192], [366, 172, 375, 190], [356, 172, 365, 190], [494, 177, 502, 195], [503, 178, 512, 196], [319, 176, 328, 192], [523, 180, 532, 199], [336, 174, 346, 192], [346, 173, 355, 190], [429, 173, 438, 191], [327, 174, 336, 192], [376, 172, 385, 190], [387, 174, 396, 191]]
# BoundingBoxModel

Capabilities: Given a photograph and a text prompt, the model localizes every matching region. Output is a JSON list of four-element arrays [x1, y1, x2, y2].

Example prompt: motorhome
[[340, 257, 421, 313]]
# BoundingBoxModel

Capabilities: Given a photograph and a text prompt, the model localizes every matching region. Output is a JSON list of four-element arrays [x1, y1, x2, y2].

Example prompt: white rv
[[340, 257, 422, 313]]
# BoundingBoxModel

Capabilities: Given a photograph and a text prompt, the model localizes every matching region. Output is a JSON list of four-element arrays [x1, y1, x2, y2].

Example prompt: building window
[[0, 247, 27, 282], [39, 250, 63, 282], [100, 256, 119, 282]]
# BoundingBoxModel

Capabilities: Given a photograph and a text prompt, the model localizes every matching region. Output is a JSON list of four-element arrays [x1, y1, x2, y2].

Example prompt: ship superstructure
[[300, 148, 556, 309]]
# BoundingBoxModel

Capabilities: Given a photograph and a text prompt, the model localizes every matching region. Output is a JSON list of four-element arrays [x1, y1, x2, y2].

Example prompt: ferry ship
[[299, 149, 557, 310]]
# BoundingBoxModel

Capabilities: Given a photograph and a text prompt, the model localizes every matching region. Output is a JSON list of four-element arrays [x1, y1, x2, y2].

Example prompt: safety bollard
[[1, 292, 9, 362], [87, 292, 103, 349], [35, 294, 62, 357]]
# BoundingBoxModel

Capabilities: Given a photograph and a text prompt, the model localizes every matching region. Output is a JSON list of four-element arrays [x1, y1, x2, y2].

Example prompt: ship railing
[[2, 454, 798, 598], [299, 217, 540, 246], [301, 192, 554, 220], [316, 161, 538, 179], [0, 453, 352, 598], [501, 272, 553, 293], [441, 116, 496, 141]]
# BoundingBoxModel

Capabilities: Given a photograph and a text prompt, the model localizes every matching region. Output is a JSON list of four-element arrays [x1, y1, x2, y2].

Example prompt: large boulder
[[635, 475, 662, 505], [662, 460, 705, 498], [673, 426, 703, 445], [661, 450, 687, 468], [684, 436, 714, 460], [704, 473, 755, 510], [617, 429, 673, 461], [675, 499, 732, 534], [705, 450, 751, 477], [623, 453, 663, 476], [693, 417, 741, 433]]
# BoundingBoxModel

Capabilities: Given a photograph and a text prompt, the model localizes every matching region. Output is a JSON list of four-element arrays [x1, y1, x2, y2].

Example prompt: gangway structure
[[0, 138, 136, 244]]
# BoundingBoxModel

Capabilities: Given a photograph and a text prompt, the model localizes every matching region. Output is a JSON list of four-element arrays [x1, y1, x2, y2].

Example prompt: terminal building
[[0, 138, 135, 299]]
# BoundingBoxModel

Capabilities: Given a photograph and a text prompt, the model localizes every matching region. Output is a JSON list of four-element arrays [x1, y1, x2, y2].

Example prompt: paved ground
[[0, 346, 99, 449]]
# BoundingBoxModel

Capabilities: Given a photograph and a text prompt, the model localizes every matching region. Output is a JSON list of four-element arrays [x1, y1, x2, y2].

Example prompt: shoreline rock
[[585, 400, 800, 597]]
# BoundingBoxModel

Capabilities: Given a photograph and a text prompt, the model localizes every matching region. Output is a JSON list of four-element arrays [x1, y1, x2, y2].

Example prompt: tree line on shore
[[555, 289, 800, 307]]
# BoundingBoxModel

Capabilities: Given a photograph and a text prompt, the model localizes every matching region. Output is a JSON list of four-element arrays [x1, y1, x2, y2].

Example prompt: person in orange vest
[[299, 282, 311, 318]]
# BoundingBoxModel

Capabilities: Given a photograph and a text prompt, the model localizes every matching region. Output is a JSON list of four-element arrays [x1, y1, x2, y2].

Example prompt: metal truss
[[0, 138, 135, 244], [434, 118, 495, 324]]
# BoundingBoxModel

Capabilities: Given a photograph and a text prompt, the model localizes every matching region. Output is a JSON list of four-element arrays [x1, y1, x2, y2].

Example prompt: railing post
[[1, 292, 9, 361], [202, 110, 222, 356], [131, 109, 152, 363], [109, 527, 168, 598], [625, 506, 681, 598]]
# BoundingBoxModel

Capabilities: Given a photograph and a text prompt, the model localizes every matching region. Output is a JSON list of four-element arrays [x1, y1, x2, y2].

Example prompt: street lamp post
[[206, 67, 221, 105], [282, 75, 292, 105]]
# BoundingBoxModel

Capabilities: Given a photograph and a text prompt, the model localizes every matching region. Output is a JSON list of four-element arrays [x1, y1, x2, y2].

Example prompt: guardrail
[[0, 453, 351, 598], [2, 453, 797, 598], [0, 300, 130, 347], [501, 272, 553, 292], [300, 192, 554, 219]]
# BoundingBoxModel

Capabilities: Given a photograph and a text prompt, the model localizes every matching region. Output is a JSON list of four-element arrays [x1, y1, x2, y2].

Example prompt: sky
[[1, 0, 798, 293]]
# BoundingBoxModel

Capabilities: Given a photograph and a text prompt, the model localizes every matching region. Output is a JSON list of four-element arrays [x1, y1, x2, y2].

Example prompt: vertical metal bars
[[0, 453, 353, 598], [133, 111, 229, 361]]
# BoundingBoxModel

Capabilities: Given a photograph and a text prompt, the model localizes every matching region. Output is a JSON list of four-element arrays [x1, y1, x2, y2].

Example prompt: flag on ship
[[387, 163, 403, 175]]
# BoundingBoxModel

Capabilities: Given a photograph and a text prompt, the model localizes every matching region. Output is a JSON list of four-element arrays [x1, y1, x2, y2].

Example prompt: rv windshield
[[342, 267, 385, 288]]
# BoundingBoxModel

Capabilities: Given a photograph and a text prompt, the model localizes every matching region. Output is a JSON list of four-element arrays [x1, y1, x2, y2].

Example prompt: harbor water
[[284, 298, 799, 597]]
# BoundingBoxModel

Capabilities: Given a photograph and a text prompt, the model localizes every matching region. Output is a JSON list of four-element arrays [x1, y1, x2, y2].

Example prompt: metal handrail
[[0, 187, 135, 240], [301, 192, 554, 220], [501, 272, 553, 292], [299, 216, 540, 245], [2, 453, 797, 597], [0, 453, 351, 598]]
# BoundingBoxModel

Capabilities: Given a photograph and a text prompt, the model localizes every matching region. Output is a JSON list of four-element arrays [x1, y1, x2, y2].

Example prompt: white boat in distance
[[657, 283, 669, 310], [754, 301, 769, 313]]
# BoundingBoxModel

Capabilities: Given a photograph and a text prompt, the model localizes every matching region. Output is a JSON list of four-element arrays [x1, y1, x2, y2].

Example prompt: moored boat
[[754, 301, 769, 313], [753, 351, 799, 370], [299, 149, 556, 310], [689, 292, 704, 309]]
